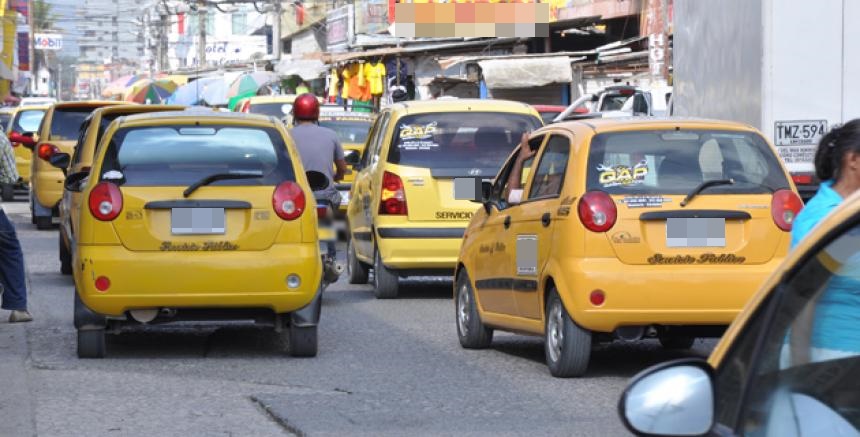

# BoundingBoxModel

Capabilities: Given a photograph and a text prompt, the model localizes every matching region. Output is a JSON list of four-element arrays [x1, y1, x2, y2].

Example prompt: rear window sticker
[[399, 122, 438, 141], [516, 235, 538, 276], [620, 195, 671, 208], [398, 140, 440, 151], [597, 160, 648, 188]]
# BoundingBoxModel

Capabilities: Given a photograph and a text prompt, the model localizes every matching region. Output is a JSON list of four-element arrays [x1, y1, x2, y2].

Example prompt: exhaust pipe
[[614, 326, 645, 342]]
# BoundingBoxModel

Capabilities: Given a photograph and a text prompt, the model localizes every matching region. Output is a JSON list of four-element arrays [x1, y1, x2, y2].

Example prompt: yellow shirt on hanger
[[364, 62, 386, 96]]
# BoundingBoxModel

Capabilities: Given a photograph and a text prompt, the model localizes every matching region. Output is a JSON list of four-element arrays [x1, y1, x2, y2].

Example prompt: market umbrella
[[123, 79, 179, 104], [166, 77, 220, 106], [102, 74, 147, 98], [199, 78, 229, 107], [226, 71, 279, 110]]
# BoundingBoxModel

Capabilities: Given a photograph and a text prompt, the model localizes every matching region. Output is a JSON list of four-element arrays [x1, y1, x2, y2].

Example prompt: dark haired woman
[[791, 119, 860, 247]]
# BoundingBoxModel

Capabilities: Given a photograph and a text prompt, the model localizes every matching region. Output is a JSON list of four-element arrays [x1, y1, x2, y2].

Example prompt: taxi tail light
[[791, 174, 813, 185], [37, 143, 60, 161], [273, 181, 306, 220], [378, 171, 408, 215], [578, 191, 617, 233], [771, 189, 803, 232], [88, 182, 123, 221]]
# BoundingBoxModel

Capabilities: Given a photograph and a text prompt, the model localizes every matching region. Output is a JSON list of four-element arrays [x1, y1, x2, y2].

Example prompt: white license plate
[[774, 120, 828, 146], [666, 218, 725, 248], [171, 208, 225, 235], [339, 190, 350, 206]]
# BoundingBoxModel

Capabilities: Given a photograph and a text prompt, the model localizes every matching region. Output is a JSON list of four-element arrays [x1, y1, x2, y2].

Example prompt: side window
[[360, 113, 384, 168], [70, 119, 92, 167], [527, 134, 570, 200], [492, 135, 543, 209], [720, 221, 860, 434], [370, 113, 391, 166]]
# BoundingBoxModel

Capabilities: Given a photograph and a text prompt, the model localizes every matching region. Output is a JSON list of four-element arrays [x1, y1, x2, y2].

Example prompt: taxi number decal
[[516, 235, 538, 276], [597, 161, 649, 188], [647, 253, 745, 265], [620, 195, 670, 208], [160, 241, 239, 251]]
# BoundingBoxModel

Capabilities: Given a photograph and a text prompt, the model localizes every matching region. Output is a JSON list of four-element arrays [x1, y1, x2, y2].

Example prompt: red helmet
[[292, 93, 319, 121]]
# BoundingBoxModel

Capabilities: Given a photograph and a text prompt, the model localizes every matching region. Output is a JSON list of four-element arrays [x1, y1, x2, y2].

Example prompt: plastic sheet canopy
[[477, 57, 573, 89]]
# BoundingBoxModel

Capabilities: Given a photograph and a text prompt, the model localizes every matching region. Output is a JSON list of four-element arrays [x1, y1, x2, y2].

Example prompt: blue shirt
[[791, 180, 842, 248]]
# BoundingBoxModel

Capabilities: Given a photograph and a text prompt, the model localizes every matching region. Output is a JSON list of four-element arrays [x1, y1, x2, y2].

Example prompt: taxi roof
[[547, 116, 758, 136], [117, 109, 276, 126], [12, 104, 51, 112], [389, 98, 538, 116], [91, 104, 187, 117], [51, 100, 124, 110]]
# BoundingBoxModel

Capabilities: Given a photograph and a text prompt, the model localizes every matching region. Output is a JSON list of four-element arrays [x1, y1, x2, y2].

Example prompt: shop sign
[[34, 33, 63, 51], [356, 0, 389, 35], [326, 5, 354, 51], [17, 32, 29, 71], [641, 0, 672, 80]]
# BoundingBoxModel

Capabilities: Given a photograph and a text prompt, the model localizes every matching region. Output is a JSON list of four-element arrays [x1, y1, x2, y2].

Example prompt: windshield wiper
[[680, 178, 735, 207], [183, 170, 264, 198]]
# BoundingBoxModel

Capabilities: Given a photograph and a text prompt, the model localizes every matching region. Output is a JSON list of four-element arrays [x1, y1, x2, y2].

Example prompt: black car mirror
[[305, 170, 330, 192], [64, 171, 90, 193], [49, 152, 71, 174], [344, 150, 361, 166]]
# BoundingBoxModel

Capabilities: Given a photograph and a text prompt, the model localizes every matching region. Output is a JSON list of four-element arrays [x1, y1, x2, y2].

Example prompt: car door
[[711, 217, 860, 435], [351, 111, 389, 259], [507, 133, 572, 320], [471, 135, 543, 316]]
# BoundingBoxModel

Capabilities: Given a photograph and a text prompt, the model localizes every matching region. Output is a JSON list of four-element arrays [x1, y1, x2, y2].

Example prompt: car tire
[[659, 336, 696, 350], [455, 270, 493, 349], [288, 325, 318, 357], [35, 215, 52, 230], [373, 249, 399, 299], [77, 329, 106, 359], [59, 234, 72, 275], [347, 237, 369, 284], [545, 289, 591, 378], [1, 184, 13, 201]]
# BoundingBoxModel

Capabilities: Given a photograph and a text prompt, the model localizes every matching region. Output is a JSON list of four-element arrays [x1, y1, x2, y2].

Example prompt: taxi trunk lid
[[398, 167, 484, 223]]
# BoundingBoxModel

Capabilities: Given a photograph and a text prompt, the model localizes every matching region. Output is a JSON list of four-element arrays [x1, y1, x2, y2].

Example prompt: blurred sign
[[17, 32, 29, 71], [34, 34, 63, 51], [641, 0, 671, 80], [326, 5, 354, 52], [356, 0, 388, 35]]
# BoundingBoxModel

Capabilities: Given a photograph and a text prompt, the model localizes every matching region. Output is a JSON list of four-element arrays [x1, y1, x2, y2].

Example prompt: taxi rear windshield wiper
[[680, 178, 734, 207], [183, 170, 264, 198]]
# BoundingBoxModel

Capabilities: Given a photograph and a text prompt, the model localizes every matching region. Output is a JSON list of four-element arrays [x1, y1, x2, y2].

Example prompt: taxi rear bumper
[[554, 256, 785, 333], [75, 243, 322, 317], [376, 226, 465, 270]]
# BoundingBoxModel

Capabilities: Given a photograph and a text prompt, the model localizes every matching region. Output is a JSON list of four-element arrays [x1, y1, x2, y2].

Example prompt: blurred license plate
[[171, 208, 225, 235], [339, 190, 350, 206], [666, 218, 725, 248]]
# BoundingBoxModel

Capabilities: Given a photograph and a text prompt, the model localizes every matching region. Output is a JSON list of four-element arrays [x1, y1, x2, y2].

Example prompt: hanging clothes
[[365, 61, 387, 96], [385, 57, 408, 86], [346, 63, 370, 101], [340, 66, 351, 100], [327, 68, 339, 103]]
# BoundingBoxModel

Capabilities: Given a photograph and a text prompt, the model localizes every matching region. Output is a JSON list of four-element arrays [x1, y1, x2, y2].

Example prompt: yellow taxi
[[3, 105, 49, 200], [618, 190, 860, 436], [68, 110, 323, 358], [31, 101, 121, 229], [49, 104, 185, 275], [317, 110, 374, 213], [346, 99, 542, 298], [454, 118, 801, 377]]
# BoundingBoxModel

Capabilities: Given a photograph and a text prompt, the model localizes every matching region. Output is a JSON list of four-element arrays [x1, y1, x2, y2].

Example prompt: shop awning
[[275, 58, 328, 80], [478, 56, 573, 89]]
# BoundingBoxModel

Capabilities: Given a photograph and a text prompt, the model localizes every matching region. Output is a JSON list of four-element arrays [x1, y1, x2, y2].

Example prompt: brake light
[[771, 189, 803, 232], [273, 181, 305, 220], [37, 143, 60, 161], [316, 204, 330, 219], [88, 182, 123, 221], [378, 171, 407, 215], [618, 88, 635, 96], [791, 174, 813, 185], [578, 191, 617, 232]]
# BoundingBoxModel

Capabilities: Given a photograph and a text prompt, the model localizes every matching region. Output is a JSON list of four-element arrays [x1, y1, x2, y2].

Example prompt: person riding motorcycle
[[289, 93, 347, 208]]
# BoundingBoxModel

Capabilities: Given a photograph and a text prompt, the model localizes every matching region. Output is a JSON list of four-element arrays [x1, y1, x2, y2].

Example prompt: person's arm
[[333, 138, 346, 182], [504, 133, 535, 201]]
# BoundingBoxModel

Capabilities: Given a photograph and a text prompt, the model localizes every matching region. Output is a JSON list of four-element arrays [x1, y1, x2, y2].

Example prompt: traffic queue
[[3, 95, 860, 436]]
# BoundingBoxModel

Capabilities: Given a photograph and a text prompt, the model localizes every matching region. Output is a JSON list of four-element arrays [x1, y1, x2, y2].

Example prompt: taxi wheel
[[35, 216, 52, 230], [545, 290, 591, 378], [455, 270, 493, 349], [1, 184, 13, 201], [373, 250, 399, 299], [288, 325, 318, 357], [659, 336, 696, 350], [59, 234, 72, 275], [347, 238, 369, 284], [77, 329, 106, 359]]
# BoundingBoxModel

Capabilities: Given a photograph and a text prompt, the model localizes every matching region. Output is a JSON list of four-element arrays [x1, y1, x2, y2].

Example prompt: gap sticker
[[597, 161, 648, 188], [516, 235, 538, 276], [399, 122, 438, 140], [619, 195, 671, 208]]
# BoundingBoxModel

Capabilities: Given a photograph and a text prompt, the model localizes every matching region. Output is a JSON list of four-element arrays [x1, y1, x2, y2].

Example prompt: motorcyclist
[[289, 93, 347, 207]]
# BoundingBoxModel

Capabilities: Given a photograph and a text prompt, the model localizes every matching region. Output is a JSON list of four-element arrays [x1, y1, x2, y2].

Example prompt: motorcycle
[[305, 171, 344, 286]]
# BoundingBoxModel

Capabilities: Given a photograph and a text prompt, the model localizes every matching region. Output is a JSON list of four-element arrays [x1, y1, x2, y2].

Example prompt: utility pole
[[273, 1, 282, 61], [197, 0, 206, 67], [27, 0, 35, 95], [160, 12, 169, 72]]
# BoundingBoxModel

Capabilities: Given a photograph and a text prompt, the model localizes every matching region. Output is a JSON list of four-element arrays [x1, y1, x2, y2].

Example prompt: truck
[[672, 0, 859, 199], [553, 85, 673, 122]]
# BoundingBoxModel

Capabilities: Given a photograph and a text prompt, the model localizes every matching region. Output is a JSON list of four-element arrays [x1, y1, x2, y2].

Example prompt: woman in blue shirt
[[790, 119, 860, 363]]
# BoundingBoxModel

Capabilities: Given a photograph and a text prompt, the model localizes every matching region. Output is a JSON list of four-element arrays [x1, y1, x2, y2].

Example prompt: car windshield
[[249, 102, 292, 118], [50, 108, 96, 140], [387, 112, 541, 176], [11, 109, 45, 133], [100, 125, 295, 186], [586, 129, 790, 195], [319, 119, 371, 144]]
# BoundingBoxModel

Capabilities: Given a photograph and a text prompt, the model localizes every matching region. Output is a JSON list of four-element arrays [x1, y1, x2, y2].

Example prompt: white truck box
[[673, 0, 860, 197]]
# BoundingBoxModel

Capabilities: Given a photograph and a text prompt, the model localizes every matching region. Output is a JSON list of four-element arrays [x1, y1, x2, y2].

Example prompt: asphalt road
[[0, 198, 716, 437]]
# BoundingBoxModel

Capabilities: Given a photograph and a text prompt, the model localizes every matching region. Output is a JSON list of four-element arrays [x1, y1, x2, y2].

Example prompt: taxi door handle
[[504, 215, 511, 229], [541, 213, 551, 228]]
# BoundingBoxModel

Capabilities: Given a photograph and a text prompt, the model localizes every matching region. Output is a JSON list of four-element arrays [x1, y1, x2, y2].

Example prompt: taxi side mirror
[[49, 152, 71, 175], [9, 131, 36, 149], [344, 150, 361, 166], [64, 171, 89, 193]]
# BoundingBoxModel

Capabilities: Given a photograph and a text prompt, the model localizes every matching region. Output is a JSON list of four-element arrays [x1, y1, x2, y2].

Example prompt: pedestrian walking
[[0, 133, 32, 323]]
